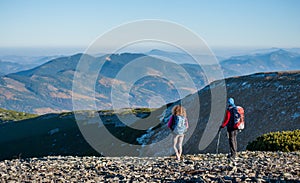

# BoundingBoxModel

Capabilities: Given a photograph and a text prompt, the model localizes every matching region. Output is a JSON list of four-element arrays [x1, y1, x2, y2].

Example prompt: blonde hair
[[171, 105, 186, 117]]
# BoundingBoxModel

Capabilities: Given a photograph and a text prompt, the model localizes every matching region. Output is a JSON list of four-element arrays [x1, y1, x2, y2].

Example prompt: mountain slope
[[0, 54, 99, 113], [0, 108, 153, 160], [0, 53, 208, 114], [138, 71, 300, 156]]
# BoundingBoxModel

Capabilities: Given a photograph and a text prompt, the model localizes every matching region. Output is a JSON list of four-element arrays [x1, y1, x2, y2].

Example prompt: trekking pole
[[216, 130, 221, 154]]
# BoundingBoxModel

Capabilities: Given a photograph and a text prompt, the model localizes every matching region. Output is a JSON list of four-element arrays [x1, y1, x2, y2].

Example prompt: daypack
[[233, 106, 245, 130]]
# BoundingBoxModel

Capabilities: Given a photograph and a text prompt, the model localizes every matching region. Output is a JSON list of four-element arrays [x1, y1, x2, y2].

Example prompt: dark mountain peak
[[274, 48, 286, 53], [34, 53, 95, 67], [68, 53, 95, 60], [148, 49, 166, 55], [148, 49, 185, 57], [228, 49, 297, 60], [68, 53, 84, 59], [6, 53, 95, 78], [268, 49, 299, 57], [121, 52, 145, 57], [109, 52, 145, 58], [104, 53, 146, 64]]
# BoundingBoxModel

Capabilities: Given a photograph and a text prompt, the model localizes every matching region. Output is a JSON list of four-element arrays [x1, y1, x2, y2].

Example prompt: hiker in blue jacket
[[168, 105, 189, 161], [219, 98, 239, 159]]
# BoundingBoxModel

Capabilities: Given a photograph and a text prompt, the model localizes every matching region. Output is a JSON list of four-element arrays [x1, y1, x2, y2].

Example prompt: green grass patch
[[0, 108, 38, 123], [247, 129, 300, 152]]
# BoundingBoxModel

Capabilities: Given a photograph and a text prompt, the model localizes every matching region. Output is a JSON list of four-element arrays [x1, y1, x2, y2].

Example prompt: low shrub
[[246, 129, 300, 152]]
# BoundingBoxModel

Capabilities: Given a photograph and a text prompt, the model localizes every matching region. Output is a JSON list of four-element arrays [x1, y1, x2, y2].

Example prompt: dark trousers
[[228, 130, 237, 157]]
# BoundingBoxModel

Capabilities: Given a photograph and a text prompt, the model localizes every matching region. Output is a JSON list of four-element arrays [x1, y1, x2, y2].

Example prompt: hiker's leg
[[177, 135, 184, 160], [232, 130, 237, 157], [229, 131, 237, 158], [228, 131, 234, 157], [173, 135, 180, 159]]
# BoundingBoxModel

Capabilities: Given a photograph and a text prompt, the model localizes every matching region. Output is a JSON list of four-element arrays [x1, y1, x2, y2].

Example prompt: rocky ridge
[[0, 151, 299, 182]]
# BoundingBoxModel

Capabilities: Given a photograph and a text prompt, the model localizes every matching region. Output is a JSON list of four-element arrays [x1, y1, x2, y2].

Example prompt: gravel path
[[0, 151, 299, 182]]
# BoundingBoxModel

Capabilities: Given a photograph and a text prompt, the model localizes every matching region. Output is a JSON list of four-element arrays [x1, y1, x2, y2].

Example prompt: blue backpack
[[173, 115, 187, 134]]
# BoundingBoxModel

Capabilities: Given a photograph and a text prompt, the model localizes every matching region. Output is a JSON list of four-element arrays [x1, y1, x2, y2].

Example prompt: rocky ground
[[0, 151, 299, 182]]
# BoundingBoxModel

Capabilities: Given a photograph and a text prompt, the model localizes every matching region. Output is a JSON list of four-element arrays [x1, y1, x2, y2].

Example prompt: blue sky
[[0, 0, 300, 54]]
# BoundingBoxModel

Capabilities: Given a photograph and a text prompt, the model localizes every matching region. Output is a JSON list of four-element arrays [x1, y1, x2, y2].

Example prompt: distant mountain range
[[0, 55, 61, 75], [0, 49, 299, 114], [0, 55, 61, 65], [0, 71, 299, 160], [147, 49, 225, 64], [221, 49, 300, 76]]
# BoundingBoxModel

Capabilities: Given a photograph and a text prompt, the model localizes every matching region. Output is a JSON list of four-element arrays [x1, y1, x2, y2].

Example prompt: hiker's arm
[[185, 118, 189, 129], [221, 110, 230, 128]]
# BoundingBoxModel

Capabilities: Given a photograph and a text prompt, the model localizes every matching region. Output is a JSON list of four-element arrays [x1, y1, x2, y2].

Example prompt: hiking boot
[[227, 154, 236, 160], [229, 156, 236, 162]]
